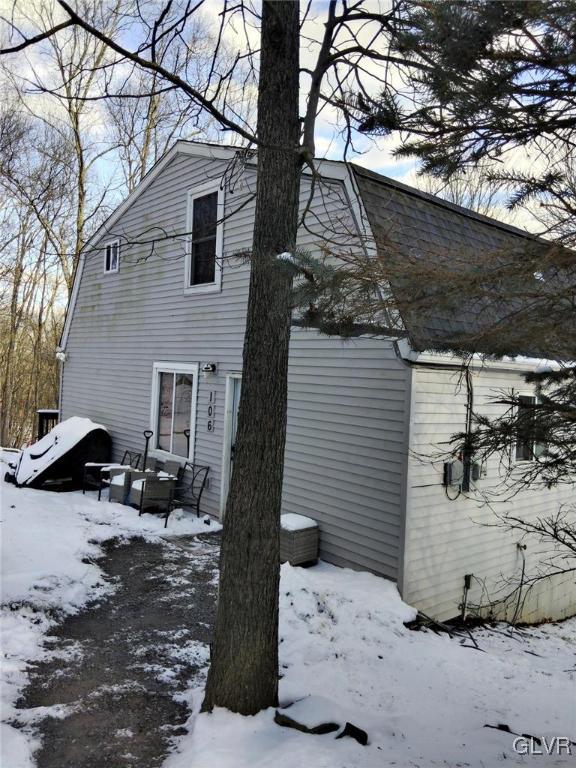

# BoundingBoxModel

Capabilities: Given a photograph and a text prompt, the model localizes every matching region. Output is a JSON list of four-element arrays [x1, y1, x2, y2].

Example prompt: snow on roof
[[16, 417, 108, 486]]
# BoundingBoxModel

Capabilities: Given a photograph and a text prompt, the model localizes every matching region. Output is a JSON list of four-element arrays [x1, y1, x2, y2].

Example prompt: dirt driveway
[[17, 533, 220, 768]]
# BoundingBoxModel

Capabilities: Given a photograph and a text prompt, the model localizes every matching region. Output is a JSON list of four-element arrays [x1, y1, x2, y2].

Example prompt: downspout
[[56, 349, 67, 421]]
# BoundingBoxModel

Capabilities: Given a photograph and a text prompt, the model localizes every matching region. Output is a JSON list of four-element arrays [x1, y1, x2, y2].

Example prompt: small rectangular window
[[104, 240, 119, 273], [515, 395, 545, 461], [190, 192, 218, 285]]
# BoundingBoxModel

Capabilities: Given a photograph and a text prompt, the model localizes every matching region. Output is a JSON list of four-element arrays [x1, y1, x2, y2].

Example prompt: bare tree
[[416, 164, 507, 219], [103, 11, 226, 191], [1, 1, 233, 446], [1, 0, 430, 714], [0, 107, 70, 445]]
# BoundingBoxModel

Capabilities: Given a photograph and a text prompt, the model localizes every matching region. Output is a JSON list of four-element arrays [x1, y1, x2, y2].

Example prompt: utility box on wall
[[443, 458, 485, 490], [443, 459, 464, 488]]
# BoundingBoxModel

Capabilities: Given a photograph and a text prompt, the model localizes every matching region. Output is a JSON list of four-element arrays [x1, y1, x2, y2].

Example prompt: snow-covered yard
[[1, 454, 575, 767], [171, 569, 576, 768]]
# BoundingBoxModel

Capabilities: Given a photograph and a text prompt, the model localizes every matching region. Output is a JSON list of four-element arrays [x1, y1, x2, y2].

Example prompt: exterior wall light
[[201, 362, 217, 378]]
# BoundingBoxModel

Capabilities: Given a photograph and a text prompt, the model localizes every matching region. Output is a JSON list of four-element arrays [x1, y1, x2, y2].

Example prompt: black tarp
[[12, 418, 111, 491]]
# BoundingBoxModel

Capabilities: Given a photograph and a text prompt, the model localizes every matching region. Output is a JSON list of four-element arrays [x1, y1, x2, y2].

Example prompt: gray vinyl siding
[[285, 329, 410, 578], [61, 150, 410, 579], [61, 152, 251, 520]]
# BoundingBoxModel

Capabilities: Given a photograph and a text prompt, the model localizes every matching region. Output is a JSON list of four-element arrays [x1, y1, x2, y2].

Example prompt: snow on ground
[[166, 563, 576, 768], [0, 450, 220, 768], [2, 452, 575, 768]]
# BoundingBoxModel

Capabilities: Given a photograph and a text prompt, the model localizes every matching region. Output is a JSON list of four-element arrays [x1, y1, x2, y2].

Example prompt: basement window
[[104, 240, 120, 274], [515, 395, 545, 461]]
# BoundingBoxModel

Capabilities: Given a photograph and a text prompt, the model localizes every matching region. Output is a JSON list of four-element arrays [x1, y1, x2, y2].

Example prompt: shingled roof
[[351, 164, 570, 358]]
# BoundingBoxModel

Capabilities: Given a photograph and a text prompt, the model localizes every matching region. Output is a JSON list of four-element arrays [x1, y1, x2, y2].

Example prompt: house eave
[[397, 338, 561, 373]]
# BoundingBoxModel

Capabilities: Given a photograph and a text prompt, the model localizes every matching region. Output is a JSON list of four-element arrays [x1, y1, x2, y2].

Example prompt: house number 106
[[207, 391, 216, 432]]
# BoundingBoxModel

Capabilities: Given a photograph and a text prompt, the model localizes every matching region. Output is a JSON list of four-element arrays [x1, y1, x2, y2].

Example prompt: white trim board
[[184, 181, 225, 296], [219, 373, 242, 519], [396, 339, 563, 374]]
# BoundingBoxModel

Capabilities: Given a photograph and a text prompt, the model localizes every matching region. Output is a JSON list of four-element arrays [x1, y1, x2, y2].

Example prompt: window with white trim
[[104, 240, 120, 273], [185, 185, 223, 293], [515, 395, 545, 461], [151, 363, 198, 459]]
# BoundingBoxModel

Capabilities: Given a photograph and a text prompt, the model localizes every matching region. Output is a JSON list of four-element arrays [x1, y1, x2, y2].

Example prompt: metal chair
[[130, 474, 176, 528], [121, 450, 142, 470], [83, 449, 142, 497], [174, 463, 210, 517], [96, 450, 142, 500]]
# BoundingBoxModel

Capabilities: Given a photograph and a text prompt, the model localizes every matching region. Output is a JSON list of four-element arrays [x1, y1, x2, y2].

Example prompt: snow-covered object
[[281, 513, 317, 532], [15, 417, 109, 488], [131, 472, 174, 491], [277, 695, 347, 731]]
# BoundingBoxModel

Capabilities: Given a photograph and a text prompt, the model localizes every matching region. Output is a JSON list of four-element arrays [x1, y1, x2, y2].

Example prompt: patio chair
[[174, 463, 210, 518], [108, 467, 132, 504], [95, 451, 142, 500], [121, 450, 143, 470], [129, 474, 176, 528], [83, 449, 142, 496]]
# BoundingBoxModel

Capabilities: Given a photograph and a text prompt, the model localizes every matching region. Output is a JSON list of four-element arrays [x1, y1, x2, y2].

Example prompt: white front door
[[220, 375, 242, 517]]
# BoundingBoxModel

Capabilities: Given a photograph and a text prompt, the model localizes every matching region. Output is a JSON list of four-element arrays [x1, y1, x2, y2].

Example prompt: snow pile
[[166, 563, 576, 768], [15, 416, 107, 485], [280, 513, 317, 531], [0, 462, 221, 768]]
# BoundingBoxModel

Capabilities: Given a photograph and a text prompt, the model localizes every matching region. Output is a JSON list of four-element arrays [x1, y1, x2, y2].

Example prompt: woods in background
[[0, 1, 225, 446]]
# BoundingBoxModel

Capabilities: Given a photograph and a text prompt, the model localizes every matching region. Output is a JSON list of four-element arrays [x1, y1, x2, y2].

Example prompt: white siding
[[403, 364, 575, 623], [61, 150, 410, 579]]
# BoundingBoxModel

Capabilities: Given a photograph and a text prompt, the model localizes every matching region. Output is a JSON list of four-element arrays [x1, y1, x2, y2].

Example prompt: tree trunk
[[0, 227, 26, 446], [202, 0, 301, 715]]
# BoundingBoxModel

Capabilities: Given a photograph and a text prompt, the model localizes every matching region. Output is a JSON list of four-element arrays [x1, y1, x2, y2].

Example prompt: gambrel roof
[[352, 164, 573, 359], [61, 140, 572, 360]]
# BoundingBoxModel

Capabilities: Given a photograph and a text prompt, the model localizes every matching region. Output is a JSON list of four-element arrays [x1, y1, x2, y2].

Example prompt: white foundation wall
[[402, 363, 575, 624]]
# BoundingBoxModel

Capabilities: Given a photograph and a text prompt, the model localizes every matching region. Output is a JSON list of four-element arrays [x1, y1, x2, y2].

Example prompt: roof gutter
[[396, 338, 561, 374]]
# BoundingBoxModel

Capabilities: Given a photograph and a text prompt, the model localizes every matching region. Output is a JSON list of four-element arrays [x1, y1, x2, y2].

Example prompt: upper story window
[[515, 395, 545, 461], [185, 184, 224, 294], [104, 240, 120, 274]]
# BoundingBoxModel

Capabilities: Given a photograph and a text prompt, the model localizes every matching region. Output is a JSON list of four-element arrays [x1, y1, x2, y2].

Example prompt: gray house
[[59, 141, 575, 624]]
